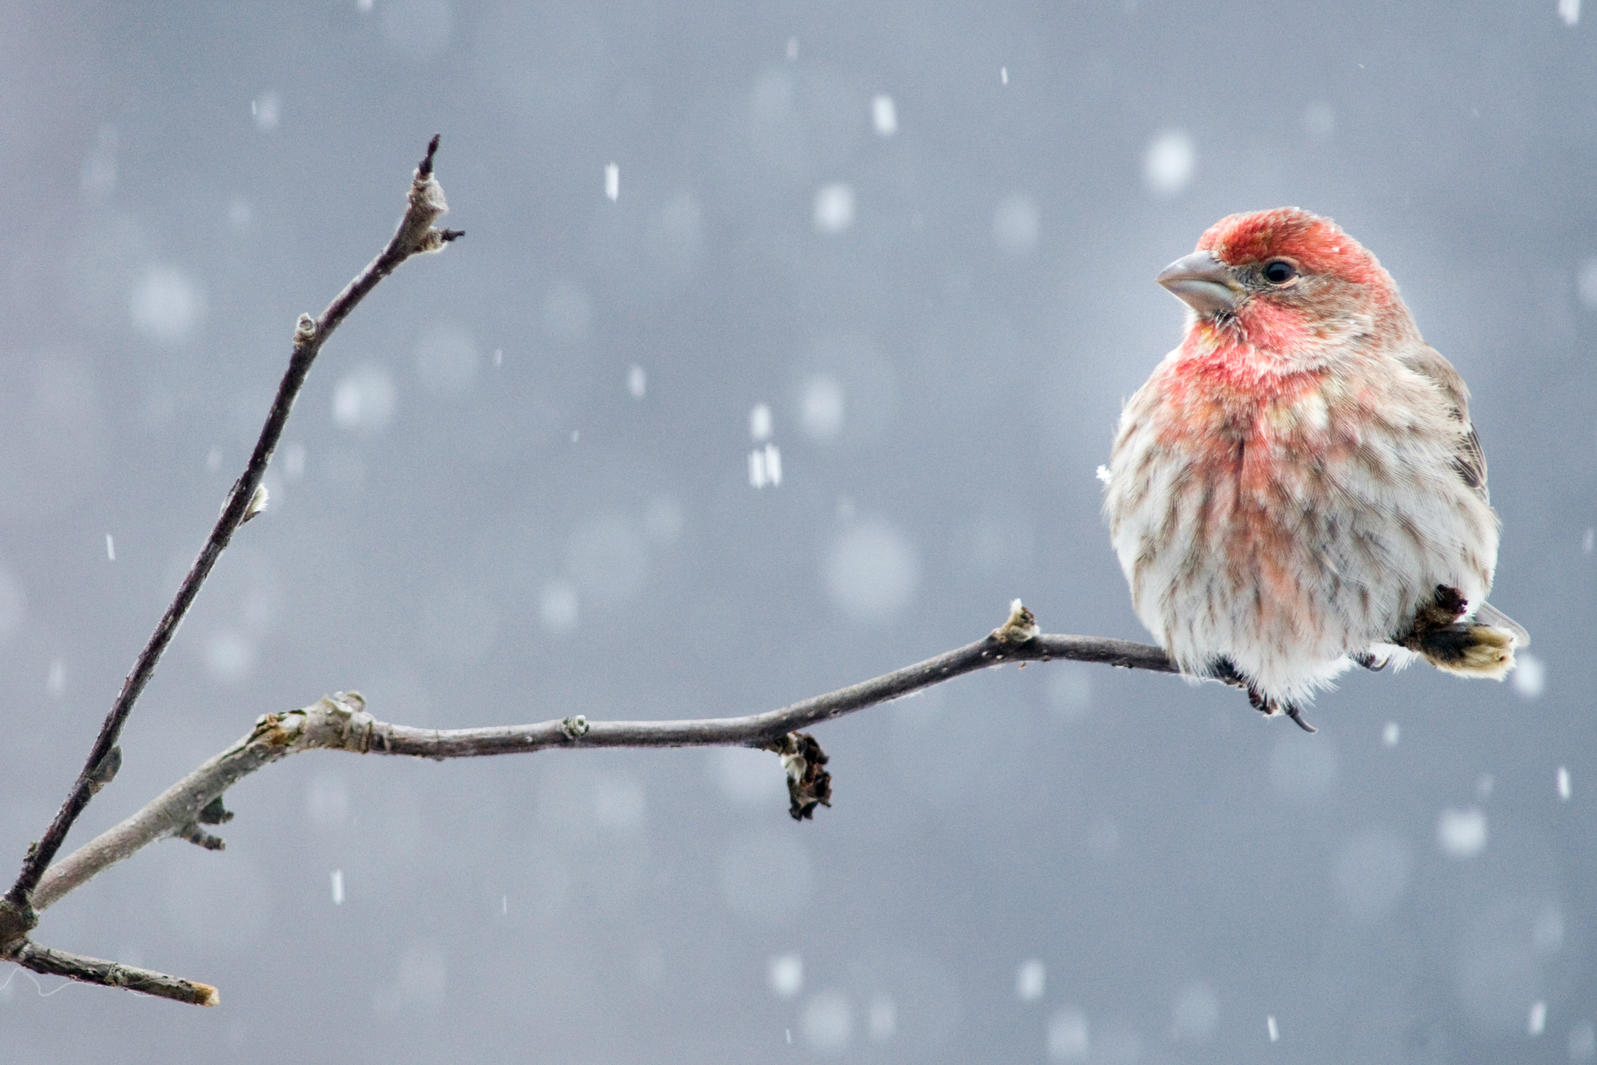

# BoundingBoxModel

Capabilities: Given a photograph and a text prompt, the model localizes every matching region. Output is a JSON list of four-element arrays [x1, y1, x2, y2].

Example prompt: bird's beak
[[1157, 251, 1239, 315]]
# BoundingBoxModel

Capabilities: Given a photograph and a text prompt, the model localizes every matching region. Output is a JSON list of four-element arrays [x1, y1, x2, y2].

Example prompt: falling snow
[[1436, 806, 1489, 858], [749, 403, 773, 442], [992, 193, 1041, 256], [1143, 129, 1196, 197], [1171, 982, 1220, 1042], [768, 953, 803, 997], [871, 94, 898, 136], [748, 443, 782, 488], [1016, 959, 1046, 1002], [331, 363, 397, 435], [250, 91, 281, 131], [1047, 1008, 1089, 1060], [130, 265, 206, 345], [604, 162, 620, 201], [539, 580, 580, 633], [1512, 652, 1546, 699], [797, 374, 845, 441], [800, 990, 853, 1054], [813, 183, 856, 233], [823, 517, 921, 623]]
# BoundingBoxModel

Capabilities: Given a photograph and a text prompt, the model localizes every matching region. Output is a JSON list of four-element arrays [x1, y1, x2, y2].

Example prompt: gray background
[[3, 2, 1595, 1063]]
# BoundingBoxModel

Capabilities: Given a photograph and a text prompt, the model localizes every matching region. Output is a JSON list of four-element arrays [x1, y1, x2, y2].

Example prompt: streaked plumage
[[1104, 208, 1525, 729]]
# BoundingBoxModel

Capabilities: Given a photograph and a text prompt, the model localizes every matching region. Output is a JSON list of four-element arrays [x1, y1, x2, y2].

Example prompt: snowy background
[[4, 2, 1596, 1063]]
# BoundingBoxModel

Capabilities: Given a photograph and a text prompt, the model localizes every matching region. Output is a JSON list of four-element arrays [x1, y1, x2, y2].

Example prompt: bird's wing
[[1400, 343, 1487, 499]]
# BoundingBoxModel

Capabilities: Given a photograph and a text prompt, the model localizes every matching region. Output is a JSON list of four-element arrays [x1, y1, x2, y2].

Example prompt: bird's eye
[[1262, 259, 1298, 286]]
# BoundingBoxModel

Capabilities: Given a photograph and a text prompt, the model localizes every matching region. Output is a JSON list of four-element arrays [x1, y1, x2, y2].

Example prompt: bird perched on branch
[[1103, 207, 1526, 731]]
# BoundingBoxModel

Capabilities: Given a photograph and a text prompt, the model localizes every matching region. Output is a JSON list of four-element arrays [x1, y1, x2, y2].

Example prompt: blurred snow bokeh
[[332, 362, 398, 435], [768, 952, 804, 997], [992, 193, 1041, 256], [1436, 806, 1489, 858], [129, 265, 205, 345], [1512, 651, 1546, 698], [1142, 129, 1196, 197], [801, 988, 853, 1054], [813, 182, 857, 234], [797, 374, 845, 442], [1015, 958, 1045, 1003], [871, 94, 898, 136], [413, 322, 481, 397], [538, 578, 580, 634], [822, 516, 921, 624], [1046, 1008, 1089, 1061], [250, 91, 281, 131], [1170, 982, 1220, 1043], [1333, 826, 1413, 923]]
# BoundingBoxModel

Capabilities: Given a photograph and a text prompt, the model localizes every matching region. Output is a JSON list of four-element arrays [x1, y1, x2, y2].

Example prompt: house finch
[[1103, 207, 1525, 731]]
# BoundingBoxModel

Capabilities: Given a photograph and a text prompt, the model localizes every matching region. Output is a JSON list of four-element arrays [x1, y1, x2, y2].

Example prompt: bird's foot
[[1352, 650, 1390, 672], [1207, 657, 1317, 732]]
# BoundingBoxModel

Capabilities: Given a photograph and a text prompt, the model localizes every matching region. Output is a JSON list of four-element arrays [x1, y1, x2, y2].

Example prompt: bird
[[1102, 207, 1526, 731]]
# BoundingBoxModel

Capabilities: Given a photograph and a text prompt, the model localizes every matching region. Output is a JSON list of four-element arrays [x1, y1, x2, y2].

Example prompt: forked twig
[[0, 136, 462, 1006]]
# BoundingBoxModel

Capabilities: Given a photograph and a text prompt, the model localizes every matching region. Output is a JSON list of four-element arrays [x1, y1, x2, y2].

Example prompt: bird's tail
[[1405, 597, 1528, 680]]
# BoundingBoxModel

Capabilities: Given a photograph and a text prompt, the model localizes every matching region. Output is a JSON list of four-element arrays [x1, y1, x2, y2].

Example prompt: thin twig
[[3, 137, 460, 922], [36, 609, 1177, 921], [11, 941, 218, 1007], [0, 138, 461, 1004]]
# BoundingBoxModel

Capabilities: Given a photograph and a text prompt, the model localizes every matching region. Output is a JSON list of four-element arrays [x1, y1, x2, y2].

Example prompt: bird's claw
[[1352, 651, 1390, 672], [1281, 702, 1318, 733], [1206, 657, 1317, 731]]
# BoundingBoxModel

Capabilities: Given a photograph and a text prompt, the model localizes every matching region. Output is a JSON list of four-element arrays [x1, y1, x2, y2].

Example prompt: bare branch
[[11, 941, 217, 1007], [32, 701, 321, 911], [36, 609, 1176, 918], [3, 137, 462, 917]]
